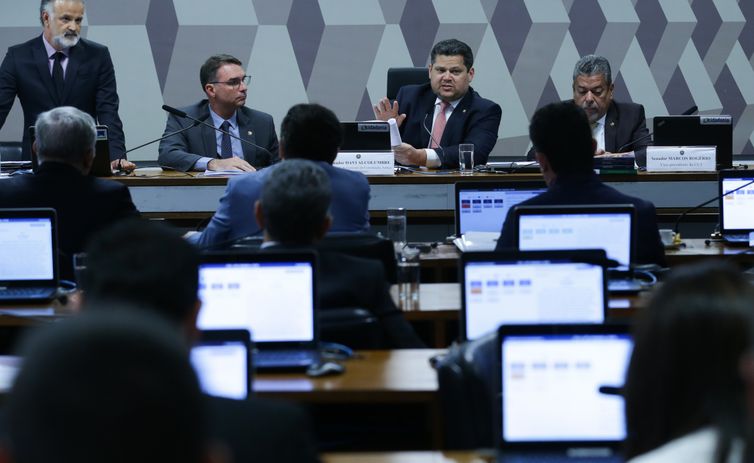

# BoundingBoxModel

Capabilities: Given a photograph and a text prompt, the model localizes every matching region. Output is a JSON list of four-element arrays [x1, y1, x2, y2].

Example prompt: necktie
[[220, 120, 232, 158], [431, 101, 449, 148], [52, 52, 65, 99]]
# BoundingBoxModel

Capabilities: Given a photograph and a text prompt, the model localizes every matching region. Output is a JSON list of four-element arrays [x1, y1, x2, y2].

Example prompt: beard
[[52, 31, 80, 49]]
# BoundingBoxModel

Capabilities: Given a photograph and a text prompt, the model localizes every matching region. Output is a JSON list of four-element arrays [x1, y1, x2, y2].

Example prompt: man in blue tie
[[158, 54, 279, 172]]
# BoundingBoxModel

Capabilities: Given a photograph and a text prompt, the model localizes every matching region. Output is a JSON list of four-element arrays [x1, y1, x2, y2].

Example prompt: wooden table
[[323, 451, 493, 463], [255, 349, 445, 450]]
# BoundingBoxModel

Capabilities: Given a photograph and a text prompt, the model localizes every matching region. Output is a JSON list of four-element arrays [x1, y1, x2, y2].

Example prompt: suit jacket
[[396, 83, 501, 168], [526, 100, 649, 163], [0, 162, 139, 280], [158, 100, 279, 171], [206, 396, 320, 463], [0, 36, 125, 160], [192, 161, 370, 248], [495, 172, 666, 267]]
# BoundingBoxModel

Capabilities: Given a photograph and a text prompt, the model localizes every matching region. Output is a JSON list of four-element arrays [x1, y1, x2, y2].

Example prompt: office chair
[[318, 307, 387, 349], [435, 332, 497, 449], [316, 232, 398, 284], [0, 142, 23, 161], [386, 67, 429, 100]]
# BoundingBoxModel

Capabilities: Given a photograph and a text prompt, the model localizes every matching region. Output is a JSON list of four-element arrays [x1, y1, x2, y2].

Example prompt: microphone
[[616, 105, 698, 153], [161, 104, 275, 159], [124, 120, 201, 155], [421, 112, 446, 162], [673, 177, 754, 237]]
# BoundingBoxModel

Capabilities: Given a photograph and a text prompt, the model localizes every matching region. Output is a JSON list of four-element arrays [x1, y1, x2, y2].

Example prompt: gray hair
[[35, 106, 96, 165], [573, 54, 612, 86], [260, 159, 332, 244], [40, 0, 85, 25]]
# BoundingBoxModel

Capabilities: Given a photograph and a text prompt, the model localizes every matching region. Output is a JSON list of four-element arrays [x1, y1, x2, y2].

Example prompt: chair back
[[0, 142, 23, 161], [387, 67, 429, 100], [317, 232, 397, 283]]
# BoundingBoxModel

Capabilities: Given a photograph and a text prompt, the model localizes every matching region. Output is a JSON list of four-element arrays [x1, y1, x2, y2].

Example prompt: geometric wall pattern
[[1, 0, 753, 160]]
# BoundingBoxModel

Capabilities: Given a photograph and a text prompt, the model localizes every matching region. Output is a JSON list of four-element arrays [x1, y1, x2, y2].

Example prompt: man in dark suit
[[158, 54, 279, 172], [254, 160, 424, 348], [496, 101, 665, 267], [81, 219, 321, 463], [0, 0, 132, 171], [191, 103, 370, 248], [373, 39, 501, 169], [0, 106, 138, 280], [526, 55, 649, 164]]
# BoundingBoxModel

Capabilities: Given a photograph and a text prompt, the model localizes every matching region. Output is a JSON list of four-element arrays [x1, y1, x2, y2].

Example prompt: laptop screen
[[515, 206, 634, 270], [0, 216, 55, 282], [455, 182, 546, 235], [462, 253, 606, 340], [719, 174, 754, 233], [197, 260, 315, 345], [499, 326, 632, 446], [191, 332, 250, 400]]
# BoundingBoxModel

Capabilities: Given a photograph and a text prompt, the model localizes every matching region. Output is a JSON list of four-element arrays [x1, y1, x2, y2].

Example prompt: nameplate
[[645, 146, 717, 172], [333, 151, 394, 176]]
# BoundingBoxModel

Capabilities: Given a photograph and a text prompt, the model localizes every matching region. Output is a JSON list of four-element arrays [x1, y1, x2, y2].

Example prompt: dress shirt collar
[[208, 106, 238, 130], [434, 96, 462, 111], [42, 34, 70, 58]]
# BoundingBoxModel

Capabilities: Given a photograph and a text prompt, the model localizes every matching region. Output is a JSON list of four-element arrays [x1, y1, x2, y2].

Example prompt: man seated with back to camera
[[0, 106, 138, 281], [526, 54, 650, 164], [373, 38, 501, 169], [79, 218, 320, 463], [254, 159, 424, 348], [496, 101, 665, 267], [190, 103, 370, 249]]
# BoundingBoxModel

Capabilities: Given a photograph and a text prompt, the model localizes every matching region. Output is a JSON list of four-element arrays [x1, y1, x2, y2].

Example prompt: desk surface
[[254, 349, 443, 402], [323, 451, 493, 463]]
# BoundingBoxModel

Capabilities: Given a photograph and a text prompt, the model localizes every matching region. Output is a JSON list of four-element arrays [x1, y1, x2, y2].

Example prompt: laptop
[[29, 125, 113, 176], [339, 121, 391, 151], [461, 250, 608, 341], [718, 169, 754, 244], [191, 329, 252, 399], [512, 204, 642, 294], [653, 115, 732, 169], [454, 181, 546, 252], [0, 208, 59, 302], [197, 251, 319, 370], [496, 324, 632, 462]]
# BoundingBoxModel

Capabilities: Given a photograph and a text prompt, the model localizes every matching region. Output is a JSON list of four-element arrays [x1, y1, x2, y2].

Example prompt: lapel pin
[[610, 121, 615, 127], [247, 130, 253, 136], [462, 109, 467, 113]]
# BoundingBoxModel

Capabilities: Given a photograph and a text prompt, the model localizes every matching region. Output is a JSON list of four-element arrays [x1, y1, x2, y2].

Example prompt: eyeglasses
[[209, 75, 251, 88]]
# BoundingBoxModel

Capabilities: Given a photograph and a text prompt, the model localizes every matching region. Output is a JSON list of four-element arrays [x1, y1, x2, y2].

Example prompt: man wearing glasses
[[158, 54, 279, 172]]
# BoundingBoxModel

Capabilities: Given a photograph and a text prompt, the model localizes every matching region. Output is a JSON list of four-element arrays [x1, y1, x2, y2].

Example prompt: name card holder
[[333, 151, 394, 176], [645, 146, 716, 172]]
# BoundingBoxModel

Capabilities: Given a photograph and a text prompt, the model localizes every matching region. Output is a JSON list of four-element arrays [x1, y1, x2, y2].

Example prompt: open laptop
[[0, 208, 59, 302], [191, 329, 252, 399], [29, 125, 113, 176], [339, 121, 391, 151], [653, 115, 732, 169], [197, 251, 319, 370], [718, 169, 754, 244], [454, 181, 546, 251], [461, 250, 608, 341], [497, 324, 632, 462], [512, 204, 642, 294]]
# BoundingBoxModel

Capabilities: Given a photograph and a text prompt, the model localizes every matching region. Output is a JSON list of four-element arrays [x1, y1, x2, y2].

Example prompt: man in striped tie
[[373, 39, 501, 169]]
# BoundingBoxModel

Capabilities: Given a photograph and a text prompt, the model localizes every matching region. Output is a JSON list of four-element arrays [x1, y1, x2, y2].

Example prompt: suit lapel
[[443, 89, 473, 145], [419, 89, 437, 148], [61, 42, 82, 103], [32, 37, 59, 104], [605, 101, 618, 152], [198, 104, 218, 158], [236, 109, 255, 161]]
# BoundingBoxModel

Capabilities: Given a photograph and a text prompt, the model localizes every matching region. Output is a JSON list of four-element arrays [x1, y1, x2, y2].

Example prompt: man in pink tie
[[373, 39, 501, 169]]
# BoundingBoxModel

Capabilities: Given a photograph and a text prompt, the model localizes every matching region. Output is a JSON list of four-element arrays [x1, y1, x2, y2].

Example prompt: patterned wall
[[1, 0, 753, 160]]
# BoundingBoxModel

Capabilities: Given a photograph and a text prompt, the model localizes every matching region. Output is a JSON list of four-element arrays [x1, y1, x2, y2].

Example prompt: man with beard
[[0, 0, 133, 171], [527, 55, 650, 164]]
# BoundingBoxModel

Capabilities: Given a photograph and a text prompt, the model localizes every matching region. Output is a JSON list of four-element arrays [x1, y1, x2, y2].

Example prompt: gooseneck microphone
[[616, 105, 698, 153], [161, 104, 274, 158], [124, 120, 201, 155], [674, 177, 754, 236]]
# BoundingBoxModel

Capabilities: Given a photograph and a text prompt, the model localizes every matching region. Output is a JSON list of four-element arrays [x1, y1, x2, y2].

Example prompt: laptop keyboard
[[255, 350, 318, 368], [0, 287, 56, 300], [724, 234, 750, 242]]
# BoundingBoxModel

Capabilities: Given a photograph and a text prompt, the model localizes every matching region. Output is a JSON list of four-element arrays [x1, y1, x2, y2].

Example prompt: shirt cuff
[[425, 149, 442, 168], [194, 157, 212, 171]]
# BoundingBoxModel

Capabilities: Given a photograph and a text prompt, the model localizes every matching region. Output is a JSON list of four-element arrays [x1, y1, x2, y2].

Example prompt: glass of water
[[458, 143, 474, 175], [397, 247, 420, 311], [386, 207, 407, 254]]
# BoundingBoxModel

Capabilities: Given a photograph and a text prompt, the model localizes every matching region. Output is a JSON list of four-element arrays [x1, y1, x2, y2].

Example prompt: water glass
[[73, 252, 87, 288], [386, 207, 407, 253], [458, 143, 474, 175], [397, 248, 420, 311]]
